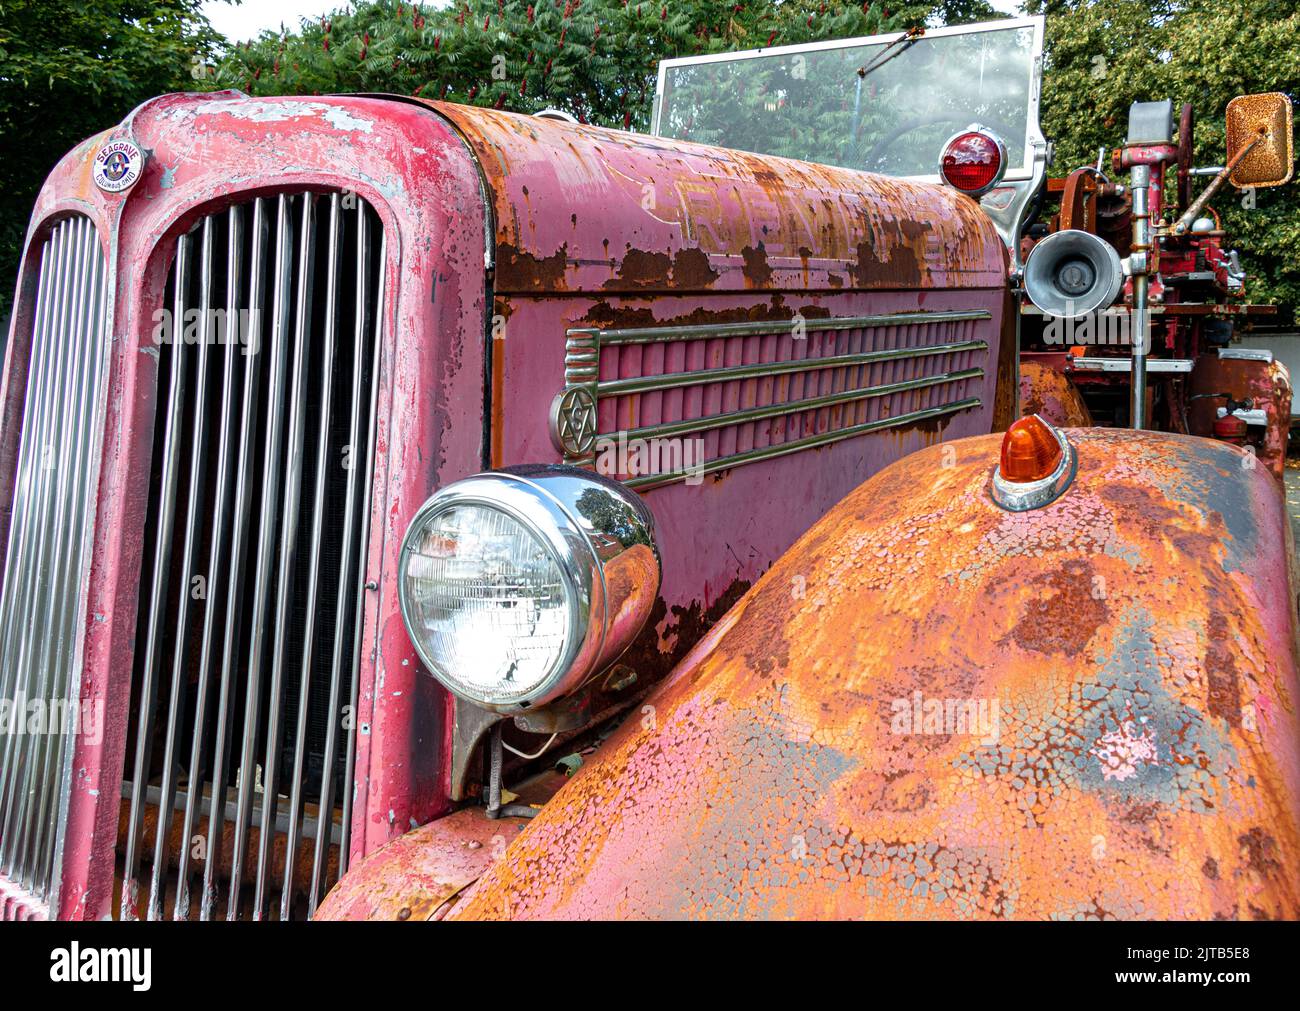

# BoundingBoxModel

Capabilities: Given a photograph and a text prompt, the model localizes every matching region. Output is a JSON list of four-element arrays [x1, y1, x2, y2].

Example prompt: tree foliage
[[211, 1, 944, 131], [0, 0, 223, 316], [1027, 0, 1300, 319], [2, 1, 1295, 321]]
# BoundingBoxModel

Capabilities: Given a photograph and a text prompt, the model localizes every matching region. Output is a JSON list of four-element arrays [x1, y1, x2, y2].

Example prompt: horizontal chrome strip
[[571, 309, 991, 346], [1070, 357, 1193, 373], [598, 340, 987, 398], [622, 367, 984, 443], [624, 397, 983, 489]]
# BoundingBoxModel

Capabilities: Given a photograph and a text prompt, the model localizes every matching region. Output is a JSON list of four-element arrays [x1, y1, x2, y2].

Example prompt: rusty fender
[[437, 429, 1300, 919], [1020, 360, 1094, 428], [1189, 354, 1293, 483]]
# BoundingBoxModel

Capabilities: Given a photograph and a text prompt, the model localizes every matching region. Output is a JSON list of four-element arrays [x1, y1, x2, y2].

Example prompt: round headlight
[[398, 466, 660, 712]]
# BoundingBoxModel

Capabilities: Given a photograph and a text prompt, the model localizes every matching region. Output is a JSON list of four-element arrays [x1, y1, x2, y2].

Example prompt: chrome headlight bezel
[[397, 466, 660, 712]]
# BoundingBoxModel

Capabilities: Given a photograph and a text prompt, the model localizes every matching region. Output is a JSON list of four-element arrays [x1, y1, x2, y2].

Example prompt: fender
[[1020, 359, 1094, 428], [429, 428, 1300, 919]]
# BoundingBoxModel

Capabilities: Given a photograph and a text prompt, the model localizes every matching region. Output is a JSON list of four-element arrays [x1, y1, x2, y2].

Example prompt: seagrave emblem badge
[[92, 139, 145, 194], [549, 386, 598, 458]]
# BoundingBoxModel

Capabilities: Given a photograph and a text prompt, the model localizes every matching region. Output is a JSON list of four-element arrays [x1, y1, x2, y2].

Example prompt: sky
[[203, 0, 1026, 44]]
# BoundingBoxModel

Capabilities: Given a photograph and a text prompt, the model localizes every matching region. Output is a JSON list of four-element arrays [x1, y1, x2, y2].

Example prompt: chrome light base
[[989, 425, 1077, 512]]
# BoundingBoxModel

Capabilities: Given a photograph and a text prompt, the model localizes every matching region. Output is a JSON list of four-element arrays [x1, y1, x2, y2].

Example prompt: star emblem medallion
[[549, 386, 598, 458]]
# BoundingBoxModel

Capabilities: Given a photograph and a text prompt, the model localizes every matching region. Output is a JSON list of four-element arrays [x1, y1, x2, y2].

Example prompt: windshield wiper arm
[[855, 26, 925, 81]]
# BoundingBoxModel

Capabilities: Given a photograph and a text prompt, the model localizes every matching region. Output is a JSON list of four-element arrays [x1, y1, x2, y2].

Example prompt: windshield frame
[[650, 15, 1046, 184]]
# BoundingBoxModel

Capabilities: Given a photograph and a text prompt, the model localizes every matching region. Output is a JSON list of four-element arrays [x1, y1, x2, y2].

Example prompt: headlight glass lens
[[400, 503, 571, 704]]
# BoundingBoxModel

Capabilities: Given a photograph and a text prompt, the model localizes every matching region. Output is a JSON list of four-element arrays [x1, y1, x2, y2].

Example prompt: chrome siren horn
[[1023, 229, 1125, 320]]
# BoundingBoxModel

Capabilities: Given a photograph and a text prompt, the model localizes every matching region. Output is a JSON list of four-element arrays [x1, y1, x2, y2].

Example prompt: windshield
[[652, 18, 1041, 179]]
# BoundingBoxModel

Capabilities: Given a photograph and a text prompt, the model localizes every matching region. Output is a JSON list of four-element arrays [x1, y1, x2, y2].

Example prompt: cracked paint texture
[[449, 428, 1300, 920]]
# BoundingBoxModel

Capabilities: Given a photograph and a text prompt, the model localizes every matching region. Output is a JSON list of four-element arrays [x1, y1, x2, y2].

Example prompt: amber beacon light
[[990, 415, 1077, 511]]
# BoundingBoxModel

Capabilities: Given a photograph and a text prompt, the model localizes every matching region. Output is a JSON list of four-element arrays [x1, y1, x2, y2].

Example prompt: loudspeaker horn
[[1023, 229, 1124, 319]]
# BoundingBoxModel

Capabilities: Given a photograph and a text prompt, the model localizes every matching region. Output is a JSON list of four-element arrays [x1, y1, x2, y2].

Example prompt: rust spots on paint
[[607, 247, 672, 289], [1205, 612, 1242, 727], [579, 297, 807, 332], [669, 247, 719, 289], [741, 244, 773, 287], [498, 242, 567, 290], [1005, 559, 1109, 656]]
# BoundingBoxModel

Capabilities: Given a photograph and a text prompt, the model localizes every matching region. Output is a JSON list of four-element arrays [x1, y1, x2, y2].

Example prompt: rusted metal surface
[[315, 766, 571, 919], [421, 101, 1008, 295], [1189, 355, 1292, 481], [447, 429, 1300, 919], [1225, 92, 1294, 189], [1019, 360, 1094, 427], [1056, 168, 1100, 234], [4, 93, 490, 918], [314, 806, 529, 921]]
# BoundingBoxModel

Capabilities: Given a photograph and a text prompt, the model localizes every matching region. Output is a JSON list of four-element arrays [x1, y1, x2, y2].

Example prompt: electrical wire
[[501, 732, 558, 761]]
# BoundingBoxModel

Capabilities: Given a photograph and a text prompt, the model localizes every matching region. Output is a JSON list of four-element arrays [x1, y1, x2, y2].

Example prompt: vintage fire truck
[[1, 16, 1296, 921]]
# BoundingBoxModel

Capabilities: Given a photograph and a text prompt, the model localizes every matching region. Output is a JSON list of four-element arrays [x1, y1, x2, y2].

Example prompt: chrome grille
[[553, 310, 990, 488], [0, 216, 109, 912], [119, 192, 384, 920]]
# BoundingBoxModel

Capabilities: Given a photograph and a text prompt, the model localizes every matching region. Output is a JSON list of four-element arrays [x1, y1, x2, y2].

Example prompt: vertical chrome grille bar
[[2, 219, 81, 870], [0, 229, 57, 701], [253, 193, 317, 919], [147, 217, 217, 919], [201, 199, 268, 921], [45, 237, 109, 904], [0, 222, 72, 866], [0, 214, 108, 904], [79, 189, 383, 920], [119, 231, 192, 920], [26, 217, 98, 878], [175, 204, 244, 920], [308, 202, 373, 914], [0, 225, 64, 858], [227, 193, 295, 920], [338, 229, 386, 882], [281, 193, 340, 920]]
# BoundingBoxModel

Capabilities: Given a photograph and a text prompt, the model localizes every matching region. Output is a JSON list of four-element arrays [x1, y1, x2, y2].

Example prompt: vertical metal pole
[[338, 230, 386, 882], [175, 205, 244, 920], [281, 194, 341, 920], [149, 217, 217, 920], [1129, 163, 1151, 430], [308, 202, 373, 915], [8, 219, 88, 879], [253, 193, 317, 919], [119, 231, 191, 919], [202, 199, 269, 921], [227, 194, 295, 920]]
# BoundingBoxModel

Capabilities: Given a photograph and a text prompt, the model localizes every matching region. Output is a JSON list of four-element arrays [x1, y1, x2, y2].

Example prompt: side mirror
[[1225, 92, 1293, 188]]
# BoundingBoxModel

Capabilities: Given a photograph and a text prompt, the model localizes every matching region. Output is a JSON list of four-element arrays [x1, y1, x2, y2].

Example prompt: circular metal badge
[[92, 139, 145, 194], [549, 386, 598, 458]]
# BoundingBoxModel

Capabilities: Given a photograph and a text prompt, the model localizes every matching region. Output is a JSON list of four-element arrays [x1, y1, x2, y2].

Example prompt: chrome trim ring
[[989, 422, 1077, 512], [397, 467, 661, 712], [937, 124, 1009, 198]]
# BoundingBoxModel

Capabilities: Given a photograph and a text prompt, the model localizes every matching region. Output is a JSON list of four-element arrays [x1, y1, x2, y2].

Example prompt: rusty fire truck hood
[[416, 99, 1007, 294], [35, 92, 1006, 298], [450, 429, 1300, 920]]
